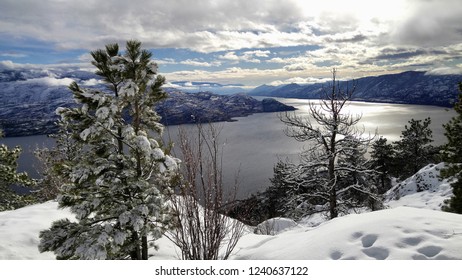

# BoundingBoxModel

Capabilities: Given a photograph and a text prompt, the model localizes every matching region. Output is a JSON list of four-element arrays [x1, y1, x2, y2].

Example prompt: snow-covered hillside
[[0, 163, 461, 260], [385, 163, 453, 210], [234, 207, 462, 260]]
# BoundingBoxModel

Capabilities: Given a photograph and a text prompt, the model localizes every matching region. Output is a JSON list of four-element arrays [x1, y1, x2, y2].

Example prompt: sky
[[1, 0, 462, 87]]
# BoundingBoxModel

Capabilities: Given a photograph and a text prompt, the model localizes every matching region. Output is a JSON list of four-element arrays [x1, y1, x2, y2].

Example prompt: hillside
[[1, 163, 461, 260], [249, 71, 462, 107], [0, 67, 294, 137]]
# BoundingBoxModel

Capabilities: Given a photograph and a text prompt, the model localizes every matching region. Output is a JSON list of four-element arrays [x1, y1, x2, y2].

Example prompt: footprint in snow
[[361, 234, 378, 248], [362, 247, 390, 260], [417, 245, 442, 258]]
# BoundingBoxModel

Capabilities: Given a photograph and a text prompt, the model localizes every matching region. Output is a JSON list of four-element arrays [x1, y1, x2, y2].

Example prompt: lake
[[0, 98, 457, 198]]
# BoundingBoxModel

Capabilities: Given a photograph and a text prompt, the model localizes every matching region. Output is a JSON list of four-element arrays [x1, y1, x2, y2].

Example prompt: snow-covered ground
[[1, 163, 461, 260], [384, 163, 453, 210]]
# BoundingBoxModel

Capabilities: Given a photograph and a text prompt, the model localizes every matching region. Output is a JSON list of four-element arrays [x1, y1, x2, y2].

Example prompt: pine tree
[[442, 82, 462, 213], [280, 69, 376, 219], [0, 129, 34, 211], [370, 137, 395, 194], [393, 118, 435, 180], [39, 41, 179, 259], [34, 120, 80, 202], [337, 136, 381, 211]]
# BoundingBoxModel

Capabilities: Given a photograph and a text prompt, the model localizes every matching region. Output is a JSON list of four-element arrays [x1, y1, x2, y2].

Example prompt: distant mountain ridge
[[249, 71, 462, 107], [0, 66, 294, 137]]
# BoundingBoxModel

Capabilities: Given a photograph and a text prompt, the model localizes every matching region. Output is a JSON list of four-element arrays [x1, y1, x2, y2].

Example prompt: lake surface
[[1, 98, 457, 198]]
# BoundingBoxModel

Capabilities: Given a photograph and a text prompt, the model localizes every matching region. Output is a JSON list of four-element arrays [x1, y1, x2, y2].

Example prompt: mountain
[[0, 67, 294, 137], [249, 71, 462, 107], [154, 90, 295, 126], [166, 81, 249, 95]]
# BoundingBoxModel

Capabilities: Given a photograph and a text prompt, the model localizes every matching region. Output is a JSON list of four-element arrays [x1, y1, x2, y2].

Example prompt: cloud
[[390, 0, 462, 47], [284, 63, 311, 72], [425, 67, 462, 75], [218, 50, 269, 63], [82, 78, 104, 86], [180, 59, 221, 67], [323, 33, 368, 44], [0, 0, 310, 53], [0, 60, 17, 69], [0, 52, 27, 58], [1, 0, 462, 86], [218, 52, 241, 62], [246, 50, 271, 58], [269, 76, 331, 86], [21, 76, 75, 87]]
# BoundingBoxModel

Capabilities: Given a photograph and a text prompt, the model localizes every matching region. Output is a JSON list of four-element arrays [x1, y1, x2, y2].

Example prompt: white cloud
[[82, 78, 104, 86], [78, 53, 92, 63], [245, 50, 271, 58], [0, 52, 27, 58], [425, 67, 462, 76], [218, 50, 271, 64], [1, 0, 462, 85], [218, 52, 240, 62], [21, 76, 75, 87], [269, 76, 331, 86], [180, 59, 221, 67], [0, 60, 17, 69]]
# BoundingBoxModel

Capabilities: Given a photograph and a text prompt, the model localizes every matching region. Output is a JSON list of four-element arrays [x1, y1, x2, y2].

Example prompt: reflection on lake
[[0, 98, 457, 197]]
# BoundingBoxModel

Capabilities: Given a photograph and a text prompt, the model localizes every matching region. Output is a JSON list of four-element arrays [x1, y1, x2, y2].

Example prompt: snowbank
[[0, 201, 74, 260], [2, 203, 462, 260], [385, 163, 453, 210], [232, 207, 462, 260], [1, 163, 461, 260], [254, 217, 299, 235]]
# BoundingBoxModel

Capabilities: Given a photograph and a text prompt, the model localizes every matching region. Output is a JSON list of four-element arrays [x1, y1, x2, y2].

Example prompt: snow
[[0, 201, 74, 260], [254, 217, 300, 235], [1, 163, 461, 260], [385, 163, 453, 210], [234, 207, 462, 260]]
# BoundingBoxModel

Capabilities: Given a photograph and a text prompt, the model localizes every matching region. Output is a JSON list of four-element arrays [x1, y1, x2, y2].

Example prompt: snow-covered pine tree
[[39, 40, 179, 260], [442, 82, 462, 213], [0, 129, 34, 211], [280, 69, 376, 219]]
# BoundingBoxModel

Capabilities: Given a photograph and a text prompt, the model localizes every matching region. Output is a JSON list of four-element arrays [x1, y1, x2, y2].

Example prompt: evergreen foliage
[[34, 120, 80, 202], [393, 118, 435, 180], [370, 137, 395, 194], [442, 82, 462, 213], [0, 129, 34, 211], [38, 41, 179, 259]]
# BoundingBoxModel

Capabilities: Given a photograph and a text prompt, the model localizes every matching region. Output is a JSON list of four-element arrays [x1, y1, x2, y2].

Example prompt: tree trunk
[[130, 231, 141, 260], [328, 156, 338, 219], [142, 235, 148, 260]]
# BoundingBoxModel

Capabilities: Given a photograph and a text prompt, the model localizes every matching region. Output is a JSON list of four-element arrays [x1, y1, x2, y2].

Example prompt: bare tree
[[279, 69, 378, 219], [166, 123, 244, 259]]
